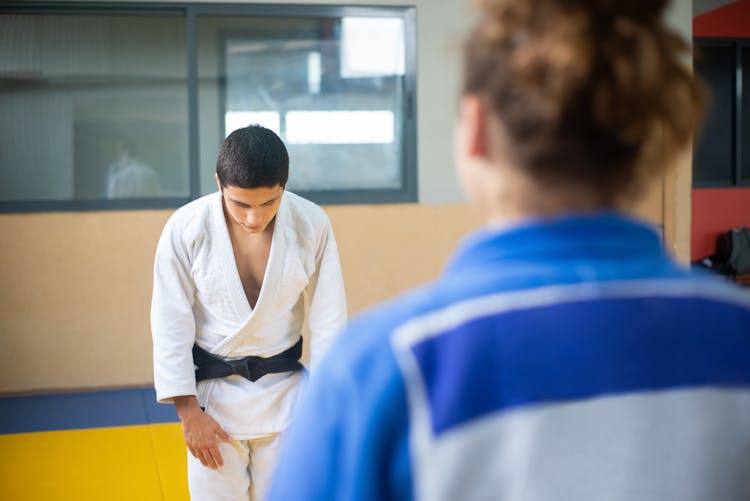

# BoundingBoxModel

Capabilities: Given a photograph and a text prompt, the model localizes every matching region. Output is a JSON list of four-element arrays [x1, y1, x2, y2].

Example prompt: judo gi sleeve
[[304, 220, 347, 370], [151, 217, 199, 403]]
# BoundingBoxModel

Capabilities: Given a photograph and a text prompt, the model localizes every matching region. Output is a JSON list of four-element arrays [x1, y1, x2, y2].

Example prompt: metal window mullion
[[187, 8, 200, 200]]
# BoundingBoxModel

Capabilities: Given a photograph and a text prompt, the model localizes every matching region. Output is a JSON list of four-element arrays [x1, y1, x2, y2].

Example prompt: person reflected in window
[[106, 141, 161, 198], [268, 1, 750, 500]]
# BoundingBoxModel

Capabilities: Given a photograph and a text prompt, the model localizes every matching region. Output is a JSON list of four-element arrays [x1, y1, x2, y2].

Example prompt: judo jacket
[[151, 190, 347, 438]]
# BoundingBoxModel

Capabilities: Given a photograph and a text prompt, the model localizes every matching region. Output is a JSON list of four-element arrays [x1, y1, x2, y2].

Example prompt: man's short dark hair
[[216, 125, 289, 189]]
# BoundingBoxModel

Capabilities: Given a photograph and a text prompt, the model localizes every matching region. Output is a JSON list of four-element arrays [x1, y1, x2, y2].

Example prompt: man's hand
[[174, 395, 231, 470]]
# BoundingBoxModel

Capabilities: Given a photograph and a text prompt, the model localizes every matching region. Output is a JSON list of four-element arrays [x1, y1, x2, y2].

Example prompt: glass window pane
[[0, 13, 188, 202], [693, 44, 735, 185], [197, 14, 408, 195]]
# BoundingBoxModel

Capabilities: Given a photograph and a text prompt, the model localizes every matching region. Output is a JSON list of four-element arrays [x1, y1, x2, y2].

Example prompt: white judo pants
[[187, 433, 282, 501]]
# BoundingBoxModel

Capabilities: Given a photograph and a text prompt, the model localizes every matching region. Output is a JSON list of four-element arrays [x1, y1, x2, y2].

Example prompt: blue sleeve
[[267, 322, 414, 501]]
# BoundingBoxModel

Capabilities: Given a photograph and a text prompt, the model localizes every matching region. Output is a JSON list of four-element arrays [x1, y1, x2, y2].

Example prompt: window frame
[[0, 2, 418, 213], [693, 37, 749, 189]]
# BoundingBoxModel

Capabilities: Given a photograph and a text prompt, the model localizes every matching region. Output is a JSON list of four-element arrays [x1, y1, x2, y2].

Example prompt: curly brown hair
[[463, 0, 706, 206]]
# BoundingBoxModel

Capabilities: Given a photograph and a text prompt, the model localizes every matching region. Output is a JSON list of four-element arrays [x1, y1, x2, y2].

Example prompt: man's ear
[[215, 174, 222, 192], [459, 94, 490, 160]]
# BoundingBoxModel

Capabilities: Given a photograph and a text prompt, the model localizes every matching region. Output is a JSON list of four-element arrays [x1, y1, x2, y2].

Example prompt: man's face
[[219, 183, 285, 234]]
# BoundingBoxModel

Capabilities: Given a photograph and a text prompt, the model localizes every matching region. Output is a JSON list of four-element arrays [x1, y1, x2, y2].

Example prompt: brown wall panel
[[0, 211, 167, 393], [0, 186, 668, 394], [0, 204, 480, 394], [327, 204, 481, 313]]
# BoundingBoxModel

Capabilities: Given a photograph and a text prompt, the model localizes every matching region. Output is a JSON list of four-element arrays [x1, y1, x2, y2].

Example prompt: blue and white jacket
[[268, 213, 750, 501]]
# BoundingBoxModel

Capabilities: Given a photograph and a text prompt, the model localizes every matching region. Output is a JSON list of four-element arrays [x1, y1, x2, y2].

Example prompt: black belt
[[192, 337, 304, 383]]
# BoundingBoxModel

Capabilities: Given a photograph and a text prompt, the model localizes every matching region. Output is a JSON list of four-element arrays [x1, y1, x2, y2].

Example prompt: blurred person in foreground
[[268, 0, 750, 500]]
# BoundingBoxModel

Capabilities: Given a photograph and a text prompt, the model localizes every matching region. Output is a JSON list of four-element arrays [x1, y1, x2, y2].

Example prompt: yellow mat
[[0, 423, 187, 501]]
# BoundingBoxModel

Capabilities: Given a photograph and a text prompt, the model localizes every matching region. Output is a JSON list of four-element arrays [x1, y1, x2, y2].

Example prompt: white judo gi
[[151, 190, 347, 500]]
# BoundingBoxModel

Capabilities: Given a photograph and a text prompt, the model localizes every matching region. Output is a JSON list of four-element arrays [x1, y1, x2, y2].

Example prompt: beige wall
[[664, 0, 695, 263], [0, 190, 667, 395], [0, 205, 481, 393]]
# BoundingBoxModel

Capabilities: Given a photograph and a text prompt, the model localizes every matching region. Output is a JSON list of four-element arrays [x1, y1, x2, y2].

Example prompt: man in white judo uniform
[[151, 124, 347, 500]]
